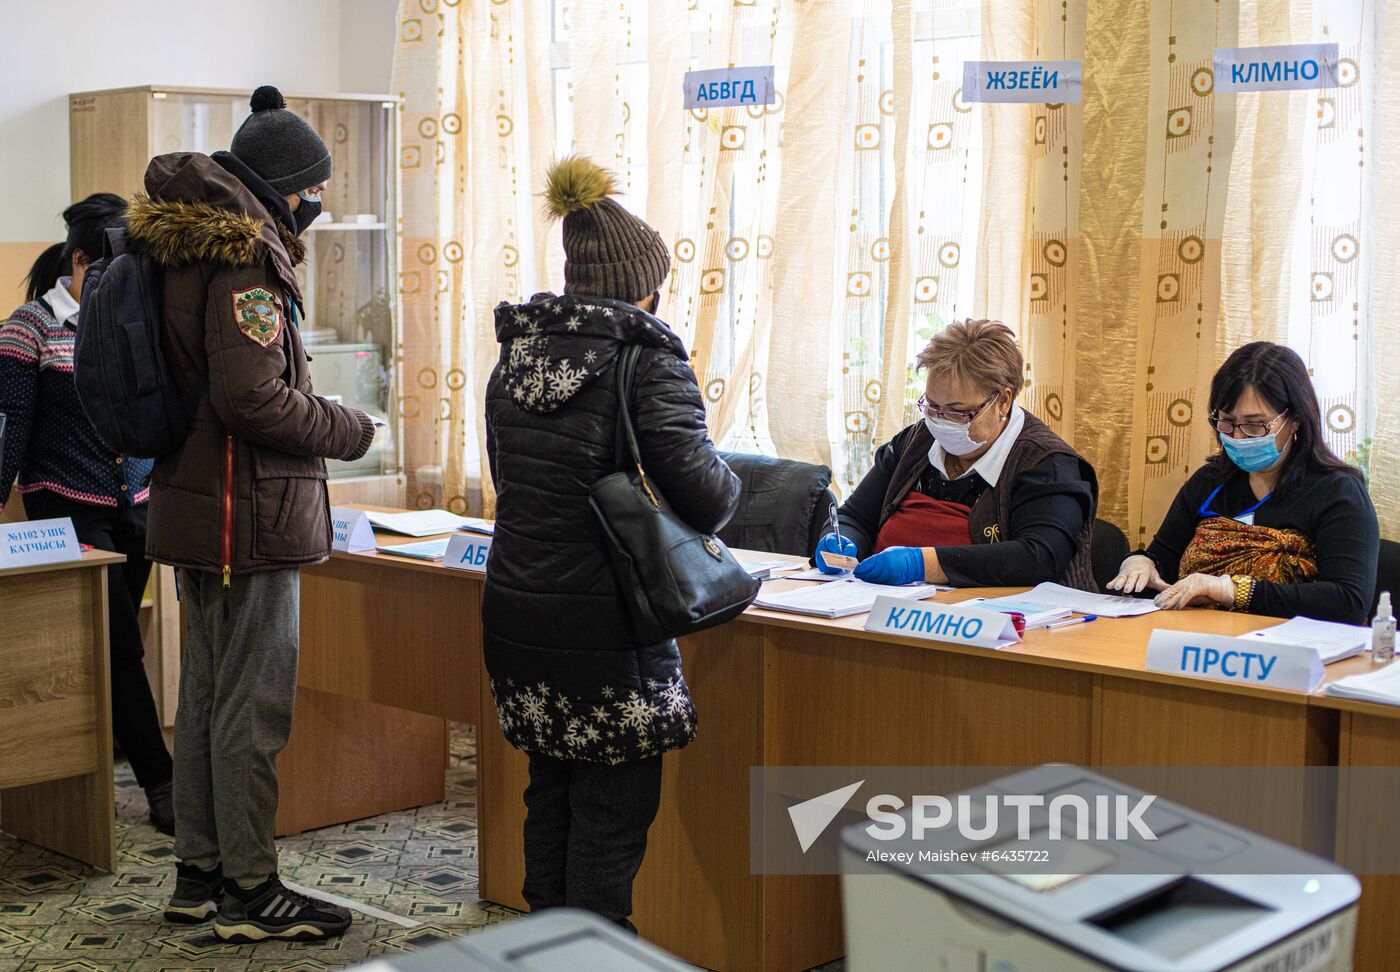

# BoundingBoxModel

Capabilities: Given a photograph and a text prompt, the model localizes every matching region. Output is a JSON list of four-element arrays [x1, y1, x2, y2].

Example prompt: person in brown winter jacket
[[125, 85, 373, 945]]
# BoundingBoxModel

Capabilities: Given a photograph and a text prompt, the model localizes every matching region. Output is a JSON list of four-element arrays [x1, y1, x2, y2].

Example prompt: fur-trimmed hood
[[126, 152, 304, 271]]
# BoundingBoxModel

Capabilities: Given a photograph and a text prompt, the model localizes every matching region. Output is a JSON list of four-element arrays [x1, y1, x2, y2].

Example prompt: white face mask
[[925, 415, 984, 457]]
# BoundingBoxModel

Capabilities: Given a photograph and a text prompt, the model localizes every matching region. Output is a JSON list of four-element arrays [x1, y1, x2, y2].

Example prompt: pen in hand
[[823, 501, 859, 572]]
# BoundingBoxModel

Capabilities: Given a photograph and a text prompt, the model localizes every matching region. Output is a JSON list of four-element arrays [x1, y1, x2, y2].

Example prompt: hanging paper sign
[[1146, 630, 1324, 694], [442, 531, 493, 573], [865, 596, 1022, 649], [1213, 43, 1339, 93], [684, 66, 776, 109], [0, 517, 82, 569], [330, 507, 377, 553], [962, 60, 1082, 104]]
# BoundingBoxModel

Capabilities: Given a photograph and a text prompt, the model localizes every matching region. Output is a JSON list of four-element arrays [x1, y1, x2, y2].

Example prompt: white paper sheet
[[376, 537, 453, 561], [365, 509, 468, 537], [740, 559, 803, 580], [784, 566, 852, 582], [1242, 617, 1371, 664], [1325, 662, 1400, 706], [960, 596, 1074, 630], [753, 579, 940, 619], [1010, 582, 1161, 618]]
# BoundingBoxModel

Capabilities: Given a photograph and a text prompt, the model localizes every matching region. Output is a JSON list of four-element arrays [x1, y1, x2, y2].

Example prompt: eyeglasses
[[916, 391, 998, 426], [1209, 409, 1289, 439]]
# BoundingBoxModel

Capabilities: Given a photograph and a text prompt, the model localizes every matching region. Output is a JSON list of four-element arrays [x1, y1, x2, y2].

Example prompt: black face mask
[[292, 198, 322, 236]]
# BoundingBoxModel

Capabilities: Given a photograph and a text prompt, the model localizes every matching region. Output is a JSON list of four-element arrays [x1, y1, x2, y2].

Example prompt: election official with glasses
[[812, 319, 1099, 589], [1108, 342, 1378, 624]]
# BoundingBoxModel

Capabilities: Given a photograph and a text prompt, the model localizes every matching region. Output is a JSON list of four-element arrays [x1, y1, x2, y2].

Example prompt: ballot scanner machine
[[346, 908, 690, 972], [840, 766, 1358, 972]]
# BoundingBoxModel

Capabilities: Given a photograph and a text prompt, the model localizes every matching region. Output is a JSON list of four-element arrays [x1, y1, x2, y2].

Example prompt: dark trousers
[[522, 752, 663, 928], [25, 491, 174, 791]]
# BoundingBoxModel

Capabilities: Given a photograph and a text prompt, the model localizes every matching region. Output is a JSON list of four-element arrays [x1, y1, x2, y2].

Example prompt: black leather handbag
[[589, 343, 760, 645]]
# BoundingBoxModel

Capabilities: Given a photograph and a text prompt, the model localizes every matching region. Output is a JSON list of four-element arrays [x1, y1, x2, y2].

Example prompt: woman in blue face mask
[[1109, 342, 1378, 624]]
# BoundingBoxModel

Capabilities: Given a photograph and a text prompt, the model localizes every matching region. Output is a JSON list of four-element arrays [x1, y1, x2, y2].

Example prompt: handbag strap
[[613, 343, 661, 507]]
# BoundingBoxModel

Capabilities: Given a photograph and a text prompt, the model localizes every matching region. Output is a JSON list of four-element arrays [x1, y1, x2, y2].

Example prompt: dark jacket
[[0, 295, 154, 512], [126, 152, 374, 577], [482, 293, 740, 765], [834, 412, 1099, 591], [1145, 462, 1377, 624]]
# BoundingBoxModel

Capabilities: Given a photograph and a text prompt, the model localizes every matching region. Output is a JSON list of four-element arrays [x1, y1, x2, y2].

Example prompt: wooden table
[[1312, 668, 1400, 971], [0, 550, 122, 871], [286, 520, 1390, 970]]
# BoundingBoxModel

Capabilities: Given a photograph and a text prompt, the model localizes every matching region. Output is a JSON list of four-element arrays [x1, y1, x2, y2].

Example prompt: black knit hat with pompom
[[229, 85, 332, 195]]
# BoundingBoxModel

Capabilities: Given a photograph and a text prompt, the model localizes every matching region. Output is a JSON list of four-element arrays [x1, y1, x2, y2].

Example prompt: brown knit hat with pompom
[[543, 156, 670, 302]]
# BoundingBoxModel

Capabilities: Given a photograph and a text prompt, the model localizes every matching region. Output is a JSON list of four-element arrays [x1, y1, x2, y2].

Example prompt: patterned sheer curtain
[[393, 0, 1394, 540]]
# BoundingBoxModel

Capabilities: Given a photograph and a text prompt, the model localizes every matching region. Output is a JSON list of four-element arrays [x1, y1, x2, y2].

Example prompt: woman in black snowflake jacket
[[482, 157, 739, 931]]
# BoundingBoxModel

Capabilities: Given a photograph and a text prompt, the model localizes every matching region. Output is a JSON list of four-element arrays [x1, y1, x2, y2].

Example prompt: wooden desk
[[1311, 668, 1400, 972], [289, 523, 1380, 970], [0, 550, 122, 871], [275, 537, 472, 836]]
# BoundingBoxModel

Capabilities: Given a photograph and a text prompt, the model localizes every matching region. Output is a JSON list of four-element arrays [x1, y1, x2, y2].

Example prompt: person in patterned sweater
[[0, 194, 175, 833], [484, 157, 740, 932]]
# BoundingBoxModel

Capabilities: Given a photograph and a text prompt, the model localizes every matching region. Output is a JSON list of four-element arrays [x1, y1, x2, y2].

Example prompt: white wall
[[0, 0, 398, 244]]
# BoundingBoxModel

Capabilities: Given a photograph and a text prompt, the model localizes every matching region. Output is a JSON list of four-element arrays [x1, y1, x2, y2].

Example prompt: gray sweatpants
[[174, 567, 300, 883]]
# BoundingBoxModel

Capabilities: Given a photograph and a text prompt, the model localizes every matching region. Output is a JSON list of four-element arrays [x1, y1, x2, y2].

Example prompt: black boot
[[146, 780, 175, 836]]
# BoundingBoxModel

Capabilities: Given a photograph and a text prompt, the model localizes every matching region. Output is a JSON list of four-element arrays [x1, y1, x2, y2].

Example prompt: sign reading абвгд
[[684, 66, 776, 109], [1214, 43, 1339, 93], [962, 60, 1081, 104], [443, 532, 493, 574]]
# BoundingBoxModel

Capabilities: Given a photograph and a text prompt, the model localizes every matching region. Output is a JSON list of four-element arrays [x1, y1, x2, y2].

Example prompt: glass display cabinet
[[69, 85, 405, 506]]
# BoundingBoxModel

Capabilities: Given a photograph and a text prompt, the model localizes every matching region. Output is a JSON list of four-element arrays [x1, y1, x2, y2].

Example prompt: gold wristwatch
[[1229, 574, 1256, 612]]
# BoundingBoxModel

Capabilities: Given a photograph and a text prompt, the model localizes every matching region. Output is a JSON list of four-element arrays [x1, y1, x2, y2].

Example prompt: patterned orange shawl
[[1180, 516, 1318, 583]]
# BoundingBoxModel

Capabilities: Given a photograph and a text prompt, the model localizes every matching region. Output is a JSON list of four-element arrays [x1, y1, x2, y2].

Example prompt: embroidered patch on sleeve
[[231, 287, 283, 347]]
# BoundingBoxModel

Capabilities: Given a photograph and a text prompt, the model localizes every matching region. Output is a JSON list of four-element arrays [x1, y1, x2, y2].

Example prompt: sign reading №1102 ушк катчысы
[[684, 66, 776, 109], [0, 516, 81, 569], [1213, 43, 1340, 93], [962, 60, 1082, 104]]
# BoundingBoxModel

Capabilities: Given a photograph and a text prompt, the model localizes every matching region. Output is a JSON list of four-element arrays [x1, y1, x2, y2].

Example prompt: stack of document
[[961, 595, 1073, 630], [1007, 582, 1160, 619], [366, 509, 468, 537], [784, 566, 850, 582], [1241, 617, 1371, 665], [457, 518, 495, 535], [742, 559, 804, 581], [376, 537, 453, 561], [753, 578, 940, 619], [1325, 663, 1400, 706]]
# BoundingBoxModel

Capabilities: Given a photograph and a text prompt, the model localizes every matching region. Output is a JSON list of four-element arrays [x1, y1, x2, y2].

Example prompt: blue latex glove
[[854, 546, 925, 586], [814, 533, 858, 574]]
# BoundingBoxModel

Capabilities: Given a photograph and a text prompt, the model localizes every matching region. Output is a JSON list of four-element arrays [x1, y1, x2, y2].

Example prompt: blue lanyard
[[1198, 482, 1272, 521]]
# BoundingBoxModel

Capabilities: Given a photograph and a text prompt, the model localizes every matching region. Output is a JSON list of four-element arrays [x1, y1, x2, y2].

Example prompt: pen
[[828, 501, 844, 549], [1047, 615, 1098, 629]]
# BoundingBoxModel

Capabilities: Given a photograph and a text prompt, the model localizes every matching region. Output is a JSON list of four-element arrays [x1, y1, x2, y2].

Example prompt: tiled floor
[[0, 727, 845, 972], [0, 727, 518, 971]]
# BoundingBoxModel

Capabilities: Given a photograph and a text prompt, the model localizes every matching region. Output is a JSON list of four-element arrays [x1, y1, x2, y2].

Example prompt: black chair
[[1375, 538, 1400, 615], [715, 452, 835, 557], [1090, 518, 1130, 594]]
